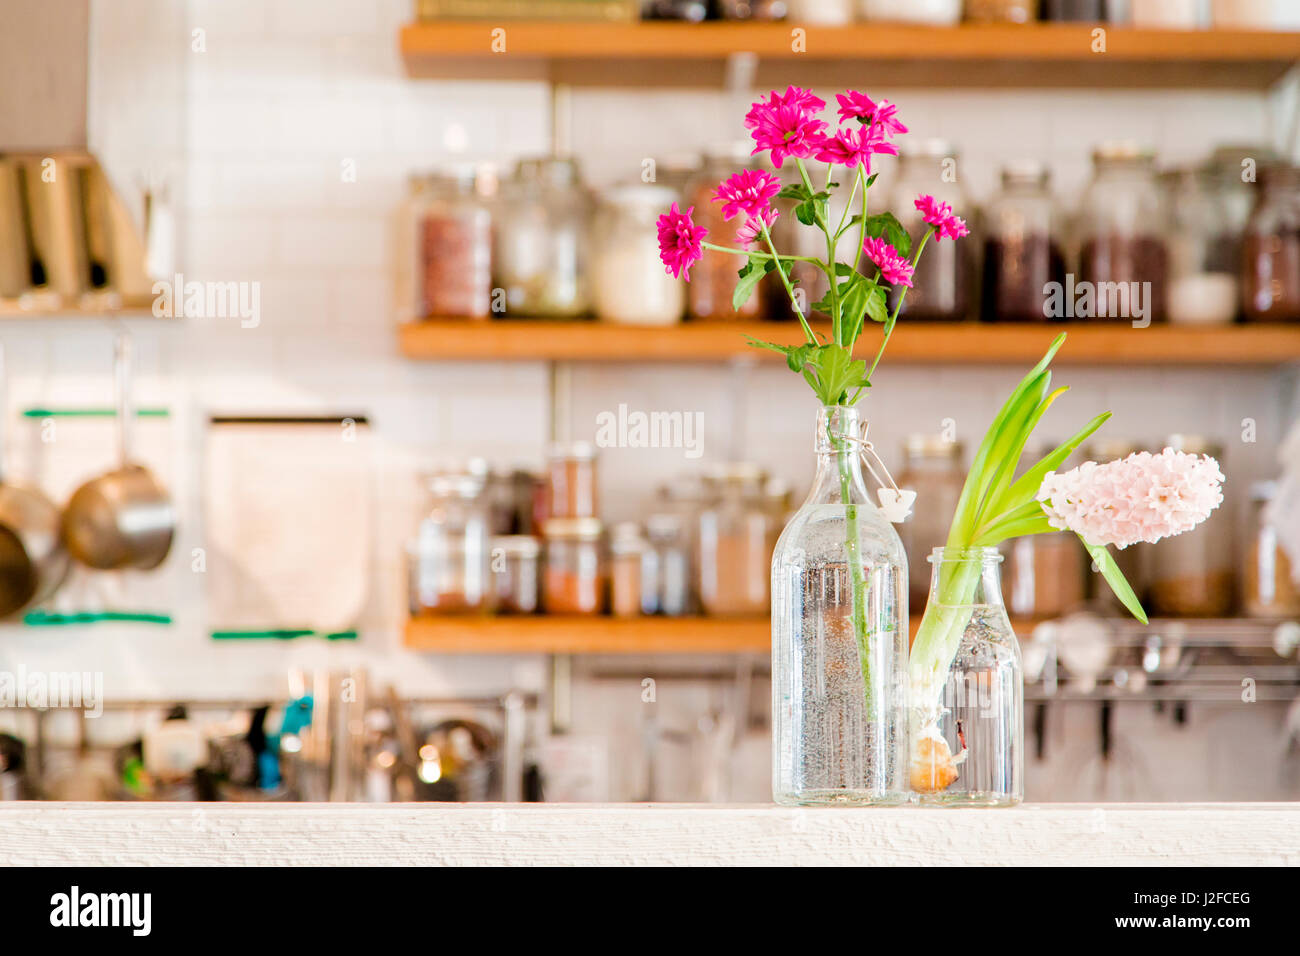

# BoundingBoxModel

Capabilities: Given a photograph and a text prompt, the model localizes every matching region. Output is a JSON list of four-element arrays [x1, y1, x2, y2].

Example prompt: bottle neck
[[806, 405, 872, 506], [928, 546, 1006, 609]]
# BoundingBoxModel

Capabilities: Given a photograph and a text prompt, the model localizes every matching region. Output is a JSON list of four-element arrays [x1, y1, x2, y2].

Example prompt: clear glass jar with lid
[[592, 184, 685, 325], [1243, 481, 1300, 619], [981, 160, 1066, 322], [645, 512, 692, 616], [406, 165, 495, 321], [490, 534, 541, 615], [696, 462, 773, 617], [494, 157, 591, 318], [686, 145, 767, 321], [859, 0, 961, 23], [896, 435, 965, 611], [1240, 163, 1300, 323], [409, 469, 491, 614], [1078, 143, 1169, 323], [889, 138, 974, 321], [1161, 166, 1239, 325], [1147, 435, 1233, 617], [610, 522, 652, 618]]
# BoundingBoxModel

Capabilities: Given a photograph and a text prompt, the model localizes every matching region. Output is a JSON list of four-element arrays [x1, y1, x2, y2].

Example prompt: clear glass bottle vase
[[771, 405, 909, 805], [909, 546, 1023, 806]]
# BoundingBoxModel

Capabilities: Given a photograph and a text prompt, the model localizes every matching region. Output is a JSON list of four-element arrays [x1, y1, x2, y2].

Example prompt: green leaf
[[777, 183, 811, 202], [863, 212, 912, 258], [786, 343, 815, 373], [863, 286, 888, 324], [1081, 537, 1148, 624], [733, 257, 775, 311], [864, 173, 879, 189], [987, 410, 1112, 519]]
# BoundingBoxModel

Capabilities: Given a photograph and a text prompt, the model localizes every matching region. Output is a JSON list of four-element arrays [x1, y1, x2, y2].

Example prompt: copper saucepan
[[62, 332, 174, 570]]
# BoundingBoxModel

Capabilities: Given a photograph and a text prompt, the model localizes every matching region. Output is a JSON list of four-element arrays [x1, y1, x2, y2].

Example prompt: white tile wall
[[0, 0, 1292, 801]]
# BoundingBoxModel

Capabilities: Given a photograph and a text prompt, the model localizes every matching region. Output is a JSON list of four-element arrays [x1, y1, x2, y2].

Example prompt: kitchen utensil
[[62, 331, 174, 570], [0, 345, 69, 616], [20, 153, 91, 304]]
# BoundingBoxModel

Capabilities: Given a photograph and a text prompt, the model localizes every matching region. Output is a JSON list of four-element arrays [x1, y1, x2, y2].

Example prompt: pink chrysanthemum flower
[[814, 124, 898, 171], [835, 91, 908, 136], [656, 202, 707, 282], [1036, 449, 1225, 550], [713, 169, 782, 222], [736, 205, 779, 250], [862, 236, 914, 287], [744, 86, 828, 168], [914, 194, 970, 241]]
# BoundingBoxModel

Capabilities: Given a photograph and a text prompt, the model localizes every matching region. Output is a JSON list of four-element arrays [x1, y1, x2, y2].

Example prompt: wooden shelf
[[404, 615, 771, 654], [403, 614, 1050, 654], [399, 319, 1300, 366], [400, 22, 1300, 89]]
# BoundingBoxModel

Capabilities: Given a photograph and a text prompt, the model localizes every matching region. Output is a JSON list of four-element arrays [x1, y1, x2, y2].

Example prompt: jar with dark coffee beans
[[1240, 163, 1300, 323], [889, 139, 974, 322], [981, 160, 1066, 322]]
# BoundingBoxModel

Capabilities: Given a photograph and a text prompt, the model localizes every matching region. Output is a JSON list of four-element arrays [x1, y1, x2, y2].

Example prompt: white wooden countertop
[[2, 803, 1298, 866]]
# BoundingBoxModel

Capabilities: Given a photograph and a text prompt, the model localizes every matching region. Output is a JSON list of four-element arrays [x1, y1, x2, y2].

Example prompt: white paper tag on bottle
[[877, 488, 916, 523]]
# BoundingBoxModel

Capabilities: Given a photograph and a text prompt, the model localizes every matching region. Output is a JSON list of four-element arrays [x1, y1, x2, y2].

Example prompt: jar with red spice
[[543, 518, 606, 615], [545, 442, 597, 519], [1077, 144, 1169, 323], [1240, 164, 1300, 323], [409, 166, 495, 320]]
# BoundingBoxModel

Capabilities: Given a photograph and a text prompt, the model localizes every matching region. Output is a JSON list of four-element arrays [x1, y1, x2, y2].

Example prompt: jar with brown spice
[[686, 145, 767, 321], [696, 463, 773, 617], [1078, 144, 1169, 323], [1240, 164, 1300, 323], [1004, 532, 1087, 619], [409, 469, 491, 615], [981, 160, 1066, 323], [965, 0, 1038, 22], [889, 139, 974, 322], [610, 522, 652, 618], [408, 166, 495, 320], [1242, 481, 1300, 619], [545, 442, 598, 520], [897, 435, 965, 611], [1147, 435, 1233, 618], [490, 534, 541, 614], [543, 518, 606, 615]]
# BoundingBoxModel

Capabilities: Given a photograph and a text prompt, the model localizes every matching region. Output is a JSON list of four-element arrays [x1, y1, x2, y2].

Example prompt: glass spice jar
[[490, 534, 541, 615], [1147, 435, 1233, 618], [717, 0, 788, 18], [889, 139, 975, 322], [610, 522, 652, 618], [1041, 0, 1106, 18], [981, 160, 1067, 323], [409, 166, 495, 320], [1004, 532, 1087, 619], [1078, 143, 1169, 323], [1240, 164, 1300, 323], [1243, 481, 1300, 619], [494, 157, 591, 318], [964, 0, 1038, 22], [543, 518, 606, 615], [1161, 166, 1239, 325], [645, 512, 692, 616], [545, 442, 598, 520], [686, 145, 767, 321], [409, 470, 491, 615], [592, 184, 685, 325], [896, 435, 965, 612], [697, 463, 773, 617]]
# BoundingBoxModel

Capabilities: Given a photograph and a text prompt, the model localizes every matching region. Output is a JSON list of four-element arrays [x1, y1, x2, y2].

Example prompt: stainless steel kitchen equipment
[[0, 344, 69, 616], [62, 332, 174, 570]]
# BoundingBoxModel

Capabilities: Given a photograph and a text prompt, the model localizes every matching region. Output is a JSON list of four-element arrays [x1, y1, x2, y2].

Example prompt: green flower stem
[[909, 554, 982, 722], [828, 415, 871, 711], [851, 165, 869, 277], [699, 240, 820, 263], [757, 222, 818, 346], [794, 159, 843, 342], [865, 227, 934, 383]]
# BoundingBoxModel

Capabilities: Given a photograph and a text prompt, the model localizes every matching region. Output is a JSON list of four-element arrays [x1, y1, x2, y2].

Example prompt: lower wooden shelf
[[403, 614, 1046, 654], [399, 319, 1300, 366]]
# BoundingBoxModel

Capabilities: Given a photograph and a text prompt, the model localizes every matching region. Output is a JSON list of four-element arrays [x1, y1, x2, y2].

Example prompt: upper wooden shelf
[[400, 22, 1300, 89], [399, 319, 1300, 366]]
